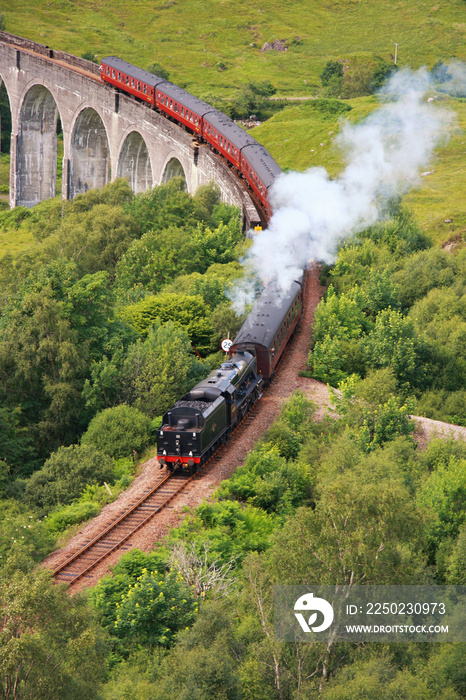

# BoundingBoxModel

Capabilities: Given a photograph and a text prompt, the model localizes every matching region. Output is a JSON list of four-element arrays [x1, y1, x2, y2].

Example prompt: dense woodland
[[0, 174, 464, 698]]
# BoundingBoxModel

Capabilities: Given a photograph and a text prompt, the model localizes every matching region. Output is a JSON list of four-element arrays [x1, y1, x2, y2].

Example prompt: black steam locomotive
[[157, 272, 304, 471]]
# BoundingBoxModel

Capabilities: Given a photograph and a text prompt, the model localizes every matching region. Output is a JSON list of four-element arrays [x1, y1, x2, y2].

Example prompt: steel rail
[[53, 472, 195, 585]]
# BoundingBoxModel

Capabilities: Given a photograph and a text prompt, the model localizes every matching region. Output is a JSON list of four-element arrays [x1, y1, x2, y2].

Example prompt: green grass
[[403, 97, 466, 244], [3, 0, 465, 97], [251, 93, 466, 247], [0, 152, 9, 195], [250, 96, 378, 173], [0, 217, 35, 257], [0, 141, 63, 258], [0, 0, 464, 254]]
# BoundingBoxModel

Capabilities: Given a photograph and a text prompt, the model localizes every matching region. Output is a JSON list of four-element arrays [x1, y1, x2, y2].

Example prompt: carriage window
[[137, 82, 141, 91], [131, 79, 135, 87], [112, 69, 116, 78], [195, 116, 198, 125], [126, 76, 129, 85], [174, 103, 177, 112], [143, 85, 147, 94], [170, 100, 173, 108], [190, 113, 193, 122]]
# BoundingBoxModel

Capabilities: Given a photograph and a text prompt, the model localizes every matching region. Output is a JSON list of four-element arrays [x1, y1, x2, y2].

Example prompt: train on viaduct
[[0, 31, 261, 228]]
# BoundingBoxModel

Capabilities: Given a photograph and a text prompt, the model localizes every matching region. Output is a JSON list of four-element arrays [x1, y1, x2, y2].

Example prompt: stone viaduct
[[0, 32, 260, 226]]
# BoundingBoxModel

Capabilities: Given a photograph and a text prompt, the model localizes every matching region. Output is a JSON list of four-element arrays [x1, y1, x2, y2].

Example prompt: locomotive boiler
[[157, 272, 304, 471]]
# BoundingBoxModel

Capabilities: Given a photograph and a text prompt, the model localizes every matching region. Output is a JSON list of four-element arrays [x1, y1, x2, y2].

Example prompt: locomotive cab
[[157, 351, 262, 472]]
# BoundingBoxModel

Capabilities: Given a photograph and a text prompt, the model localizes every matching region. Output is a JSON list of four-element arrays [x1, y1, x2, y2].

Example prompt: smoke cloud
[[229, 64, 464, 312]]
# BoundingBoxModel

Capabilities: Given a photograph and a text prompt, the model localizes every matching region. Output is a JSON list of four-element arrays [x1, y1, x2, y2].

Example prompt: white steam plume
[[229, 65, 463, 312]]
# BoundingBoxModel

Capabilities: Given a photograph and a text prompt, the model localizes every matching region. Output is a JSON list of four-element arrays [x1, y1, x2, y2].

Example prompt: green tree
[[120, 322, 207, 417], [221, 443, 314, 515], [422, 641, 466, 697], [311, 286, 367, 344], [83, 321, 207, 418], [0, 262, 122, 464], [0, 563, 108, 699], [81, 50, 99, 63], [392, 247, 458, 309], [320, 60, 343, 97], [410, 286, 466, 393], [271, 467, 427, 587], [362, 269, 400, 318], [307, 287, 368, 384], [124, 177, 206, 237], [30, 178, 134, 242], [356, 205, 431, 259], [446, 522, 466, 584], [333, 370, 415, 452], [364, 308, 427, 390], [115, 225, 199, 293], [81, 404, 152, 459], [116, 217, 242, 296], [40, 202, 140, 276], [120, 292, 213, 353], [230, 81, 277, 120], [417, 452, 466, 548], [0, 284, 88, 460], [24, 444, 114, 512], [154, 600, 241, 700], [320, 655, 459, 700], [0, 501, 53, 563], [104, 568, 197, 649], [0, 407, 33, 474]]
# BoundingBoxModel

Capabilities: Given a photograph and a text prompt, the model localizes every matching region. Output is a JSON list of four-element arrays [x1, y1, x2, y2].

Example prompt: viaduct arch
[[0, 32, 260, 226]]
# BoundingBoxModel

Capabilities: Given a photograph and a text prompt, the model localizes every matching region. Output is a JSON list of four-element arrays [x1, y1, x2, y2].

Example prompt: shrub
[[229, 82, 279, 120], [81, 404, 152, 459], [320, 60, 343, 91], [80, 51, 99, 64], [45, 501, 101, 535], [147, 62, 170, 80], [309, 98, 352, 119], [24, 444, 114, 511]]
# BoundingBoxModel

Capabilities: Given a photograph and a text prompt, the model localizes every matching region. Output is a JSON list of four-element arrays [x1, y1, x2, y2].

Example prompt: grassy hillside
[[0, 0, 464, 253], [3, 0, 465, 97], [253, 95, 466, 245]]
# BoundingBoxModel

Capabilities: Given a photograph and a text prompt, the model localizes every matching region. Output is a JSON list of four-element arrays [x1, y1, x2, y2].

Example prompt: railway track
[[52, 402, 263, 588], [53, 471, 196, 585], [50, 270, 320, 590]]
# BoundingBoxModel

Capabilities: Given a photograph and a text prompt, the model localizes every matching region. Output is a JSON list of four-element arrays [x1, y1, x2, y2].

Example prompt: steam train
[[99, 55, 305, 470], [100, 56, 283, 219], [157, 273, 304, 471]]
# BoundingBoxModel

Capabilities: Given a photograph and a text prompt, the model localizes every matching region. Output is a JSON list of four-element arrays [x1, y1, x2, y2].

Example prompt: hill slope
[[3, 0, 465, 96]]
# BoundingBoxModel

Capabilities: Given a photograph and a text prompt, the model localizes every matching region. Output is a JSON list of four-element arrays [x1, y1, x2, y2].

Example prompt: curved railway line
[[51, 401, 263, 589], [47, 269, 324, 591], [52, 472, 196, 585]]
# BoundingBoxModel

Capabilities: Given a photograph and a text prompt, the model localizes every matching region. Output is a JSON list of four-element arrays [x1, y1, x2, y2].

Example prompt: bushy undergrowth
[[91, 385, 466, 699], [308, 205, 466, 424]]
